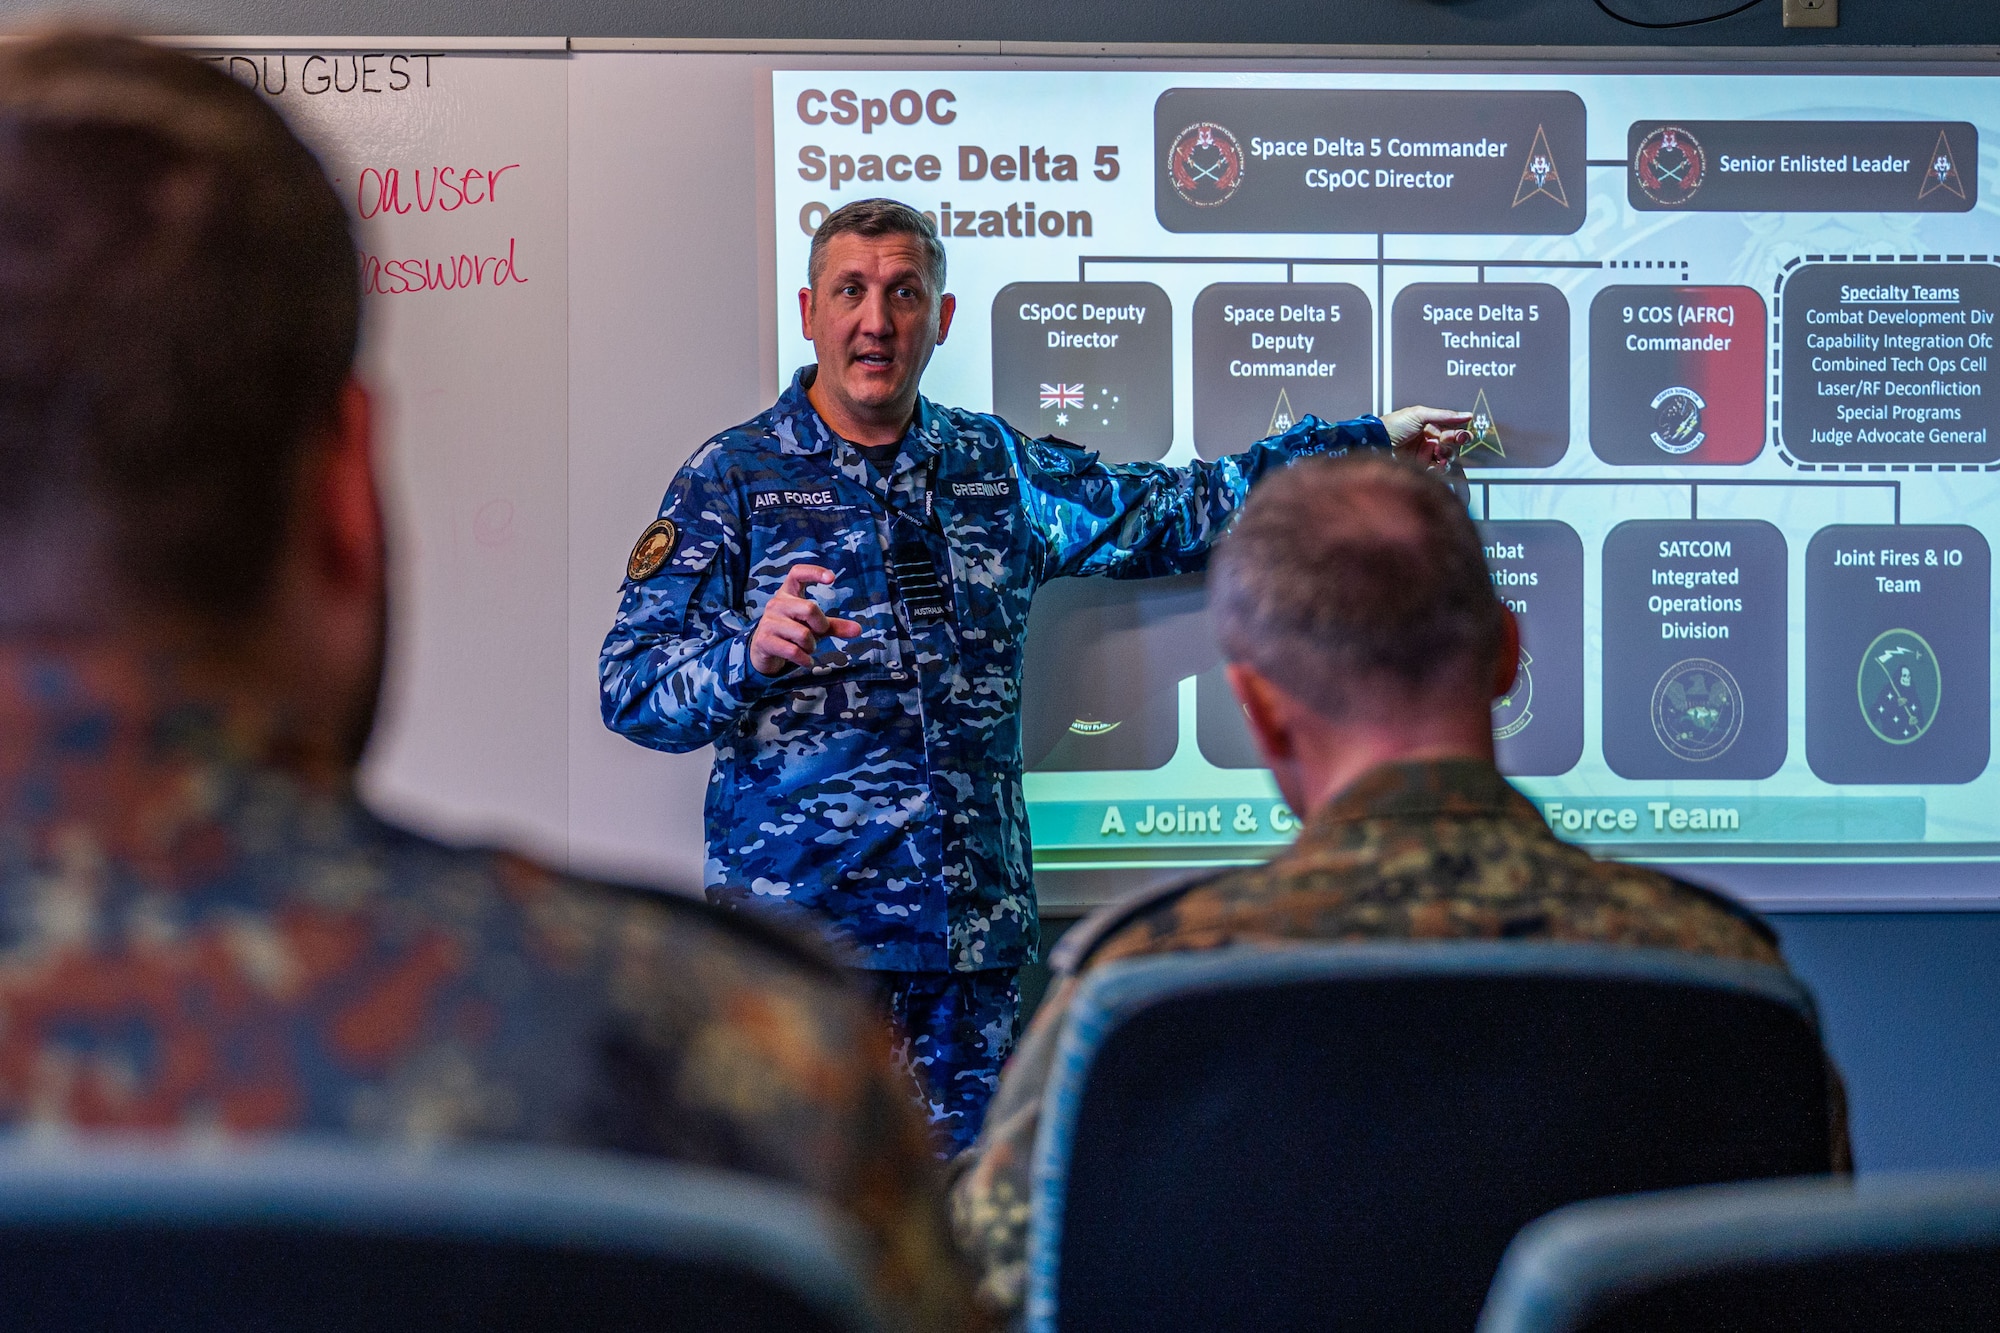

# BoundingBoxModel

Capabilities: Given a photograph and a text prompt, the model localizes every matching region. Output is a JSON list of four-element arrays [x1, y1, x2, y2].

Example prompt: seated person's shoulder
[[358, 836, 974, 1328], [540, 861, 855, 995], [1047, 847, 1785, 979], [377, 825, 853, 998], [367, 826, 894, 1136], [349, 819, 870, 1069], [1646, 867, 1783, 961], [1562, 850, 1784, 967], [1048, 867, 1256, 977]]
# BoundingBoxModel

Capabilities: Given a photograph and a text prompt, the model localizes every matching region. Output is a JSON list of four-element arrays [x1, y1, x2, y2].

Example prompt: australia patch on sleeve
[[626, 517, 678, 581]]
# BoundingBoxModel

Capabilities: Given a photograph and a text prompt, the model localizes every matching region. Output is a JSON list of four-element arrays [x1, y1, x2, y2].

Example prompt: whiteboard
[[217, 48, 780, 893], [214, 51, 585, 874]]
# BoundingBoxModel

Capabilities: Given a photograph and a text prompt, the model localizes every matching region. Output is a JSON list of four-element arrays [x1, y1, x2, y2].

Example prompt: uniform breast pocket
[[746, 505, 894, 677], [943, 497, 1035, 645]]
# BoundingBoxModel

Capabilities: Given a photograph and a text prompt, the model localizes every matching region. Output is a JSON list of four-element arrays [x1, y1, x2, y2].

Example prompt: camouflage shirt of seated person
[[948, 757, 1849, 1319], [0, 645, 983, 1333]]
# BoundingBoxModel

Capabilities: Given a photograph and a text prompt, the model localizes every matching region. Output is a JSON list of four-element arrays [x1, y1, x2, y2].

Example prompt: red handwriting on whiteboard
[[356, 166, 522, 219], [360, 238, 527, 295]]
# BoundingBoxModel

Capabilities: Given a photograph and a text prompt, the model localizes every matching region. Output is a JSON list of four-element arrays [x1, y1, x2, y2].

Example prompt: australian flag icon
[[1040, 381, 1084, 430], [1040, 381, 1125, 434]]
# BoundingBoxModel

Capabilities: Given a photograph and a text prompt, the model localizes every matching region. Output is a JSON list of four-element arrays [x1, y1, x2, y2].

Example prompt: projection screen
[[764, 59, 2000, 910]]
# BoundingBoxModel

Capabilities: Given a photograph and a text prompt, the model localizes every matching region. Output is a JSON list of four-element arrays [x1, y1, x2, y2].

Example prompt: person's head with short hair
[[1212, 453, 1519, 815], [798, 198, 956, 447], [0, 29, 379, 771], [807, 196, 946, 297]]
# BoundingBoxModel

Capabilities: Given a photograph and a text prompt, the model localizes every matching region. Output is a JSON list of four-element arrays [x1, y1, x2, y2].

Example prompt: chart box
[[1602, 520, 1787, 780], [992, 281, 1173, 464], [1626, 120, 1976, 213], [1197, 665, 1264, 770], [1482, 521, 1585, 776], [1806, 525, 1990, 784], [1393, 283, 1569, 469], [1777, 261, 2000, 466], [1020, 573, 1213, 773], [1590, 285, 1766, 465], [1192, 282, 1372, 460], [1155, 88, 1586, 235]]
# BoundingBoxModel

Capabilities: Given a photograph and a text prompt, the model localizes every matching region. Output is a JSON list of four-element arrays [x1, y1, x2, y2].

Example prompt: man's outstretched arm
[[1018, 406, 1471, 583]]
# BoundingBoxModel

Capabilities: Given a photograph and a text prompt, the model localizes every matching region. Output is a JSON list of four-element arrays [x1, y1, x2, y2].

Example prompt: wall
[[28, 0, 2000, 48], [1774, 912, 2000, 1172]]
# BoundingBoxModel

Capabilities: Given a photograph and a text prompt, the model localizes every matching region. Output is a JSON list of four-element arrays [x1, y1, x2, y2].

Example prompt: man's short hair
[[0, 32, 359, 628], [807, 198, 946, 298], [1211, 454, 1505, 720]]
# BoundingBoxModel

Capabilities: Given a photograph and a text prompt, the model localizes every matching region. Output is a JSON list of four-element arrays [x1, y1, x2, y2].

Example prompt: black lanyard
[[853, 443, 953, 626], [887, 507, 951, 624]]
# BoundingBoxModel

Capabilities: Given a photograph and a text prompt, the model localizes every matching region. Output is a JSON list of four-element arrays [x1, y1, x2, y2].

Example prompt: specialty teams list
[[1780, 260, 2000, 466]]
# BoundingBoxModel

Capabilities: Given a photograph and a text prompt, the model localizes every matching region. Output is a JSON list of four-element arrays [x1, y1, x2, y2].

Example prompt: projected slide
[[771, 67, 2000, 886]]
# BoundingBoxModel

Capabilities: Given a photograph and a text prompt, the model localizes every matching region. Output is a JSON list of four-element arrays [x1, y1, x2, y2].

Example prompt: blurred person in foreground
[[0, 31, 977, 1329], [948, 453, 1848, 1318]]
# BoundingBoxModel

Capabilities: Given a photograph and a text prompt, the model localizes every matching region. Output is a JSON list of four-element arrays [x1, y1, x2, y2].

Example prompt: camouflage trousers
[[869, 968, 1022, 1158]]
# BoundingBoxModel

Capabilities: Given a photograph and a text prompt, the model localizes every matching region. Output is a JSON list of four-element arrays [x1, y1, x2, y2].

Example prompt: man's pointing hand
[[1381, 405, 1475, 472], [750, 565, 863, 676]]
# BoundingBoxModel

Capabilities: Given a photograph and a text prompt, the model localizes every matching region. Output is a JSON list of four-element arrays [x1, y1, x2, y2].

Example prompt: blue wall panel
[[1775, 913, 2000, 1173]]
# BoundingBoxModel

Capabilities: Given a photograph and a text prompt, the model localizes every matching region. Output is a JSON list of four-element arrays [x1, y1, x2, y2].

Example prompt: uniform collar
[[1306, 757, 1536, 831], [773, 365, 955, 473]]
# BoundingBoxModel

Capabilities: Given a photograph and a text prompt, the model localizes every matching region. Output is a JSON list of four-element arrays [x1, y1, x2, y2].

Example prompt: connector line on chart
[[1079, 245, 1610, 415], [1474, 477, 1902, 524], [1774, 451, 2000, 475], [1074, 254, 1607, 281]]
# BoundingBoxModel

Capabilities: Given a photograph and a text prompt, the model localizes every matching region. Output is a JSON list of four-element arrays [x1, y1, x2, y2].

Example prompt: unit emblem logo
[[1651, 657, 1743, 762], [1493, 649, 1535, 741], [627, 517, 678, 582], [1650, 386, 1707, 455], [1860, 628, 1941, 744], [1634, 126, 1705, 207], [1168, 121, 1245, 207]]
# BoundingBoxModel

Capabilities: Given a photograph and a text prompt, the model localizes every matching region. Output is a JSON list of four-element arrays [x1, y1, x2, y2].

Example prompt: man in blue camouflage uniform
[[600, 198, 1471, 1152]]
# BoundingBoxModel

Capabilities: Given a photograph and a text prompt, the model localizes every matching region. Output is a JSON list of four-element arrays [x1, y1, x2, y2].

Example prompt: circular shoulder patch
[[626, 517, 678, 582]]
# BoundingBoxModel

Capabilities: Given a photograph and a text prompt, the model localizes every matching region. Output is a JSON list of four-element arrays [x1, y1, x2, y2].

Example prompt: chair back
[[0, 1141, 882, 1332], [1028, 942, 1837, 1333], [1479, 1174, 2000, 1333]]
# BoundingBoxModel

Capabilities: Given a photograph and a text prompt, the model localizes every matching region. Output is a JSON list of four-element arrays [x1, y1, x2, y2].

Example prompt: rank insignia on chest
[[627, 517, 678, 581], [890, 535, 953, 623]]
